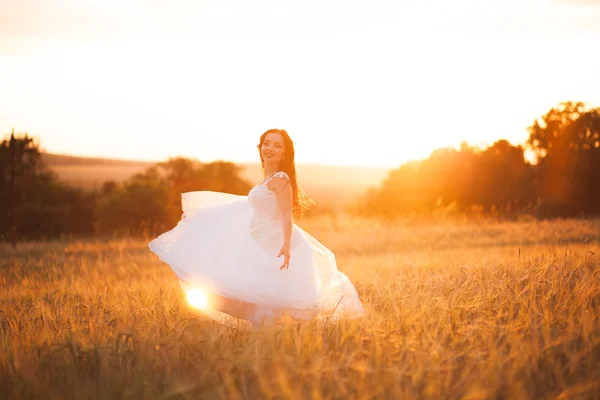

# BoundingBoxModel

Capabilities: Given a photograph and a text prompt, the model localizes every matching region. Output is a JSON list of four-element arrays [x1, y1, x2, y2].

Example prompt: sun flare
[[186, 288, 209, 309], [523, 148, 538, 165]]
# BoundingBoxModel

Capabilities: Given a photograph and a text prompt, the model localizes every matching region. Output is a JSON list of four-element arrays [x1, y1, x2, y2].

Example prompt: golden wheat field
[[1, 216, 600, 399]]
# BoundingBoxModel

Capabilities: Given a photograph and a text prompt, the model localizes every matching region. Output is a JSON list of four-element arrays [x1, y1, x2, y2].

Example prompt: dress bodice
[[248, 171, 289, 221], [247, 171, 290, 254]]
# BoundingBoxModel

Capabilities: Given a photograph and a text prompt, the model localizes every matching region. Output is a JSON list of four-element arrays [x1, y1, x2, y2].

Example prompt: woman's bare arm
[[269, 175, 293, 269]]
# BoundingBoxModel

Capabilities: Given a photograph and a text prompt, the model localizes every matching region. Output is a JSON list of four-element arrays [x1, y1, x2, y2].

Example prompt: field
[[1, 217, 600, 399]]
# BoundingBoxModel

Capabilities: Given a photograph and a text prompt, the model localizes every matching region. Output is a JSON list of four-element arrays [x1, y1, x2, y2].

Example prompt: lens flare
[[186, 288, 209, 309]]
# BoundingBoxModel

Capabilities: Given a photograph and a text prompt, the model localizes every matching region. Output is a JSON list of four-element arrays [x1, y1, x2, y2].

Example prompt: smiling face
[[260, 132, 286, 165]]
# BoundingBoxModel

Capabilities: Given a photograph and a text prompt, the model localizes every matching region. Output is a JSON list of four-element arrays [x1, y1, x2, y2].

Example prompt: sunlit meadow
[[1, 216, 600, 399]]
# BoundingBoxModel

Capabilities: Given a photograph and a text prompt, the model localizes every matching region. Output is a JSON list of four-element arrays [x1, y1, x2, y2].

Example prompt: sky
[[1, 0, 599, 167]]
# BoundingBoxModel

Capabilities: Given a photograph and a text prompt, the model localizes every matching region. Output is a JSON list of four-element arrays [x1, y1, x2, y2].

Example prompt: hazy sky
[[1, 0, 599, 166]]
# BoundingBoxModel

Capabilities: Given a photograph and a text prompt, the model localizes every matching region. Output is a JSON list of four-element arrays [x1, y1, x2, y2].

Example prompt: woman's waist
[[249, 215, 281, 229]]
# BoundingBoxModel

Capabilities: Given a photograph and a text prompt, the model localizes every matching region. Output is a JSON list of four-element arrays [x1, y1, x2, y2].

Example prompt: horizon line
[[41, 151, 401, 169]]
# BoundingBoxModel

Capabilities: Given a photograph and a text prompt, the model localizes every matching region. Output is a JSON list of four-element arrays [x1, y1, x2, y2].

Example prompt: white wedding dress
[[148, 171, 364, 328]]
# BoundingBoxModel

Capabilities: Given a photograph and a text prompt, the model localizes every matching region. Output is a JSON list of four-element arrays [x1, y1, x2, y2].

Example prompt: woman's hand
[[277, 243, 290, 270]]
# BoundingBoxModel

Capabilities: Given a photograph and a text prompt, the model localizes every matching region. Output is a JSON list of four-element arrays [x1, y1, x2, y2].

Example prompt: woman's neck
[[263, 162, 280, 178]]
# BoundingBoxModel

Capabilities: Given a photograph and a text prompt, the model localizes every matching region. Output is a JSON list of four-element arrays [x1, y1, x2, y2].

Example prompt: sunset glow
[[1, 0, 599, 167]]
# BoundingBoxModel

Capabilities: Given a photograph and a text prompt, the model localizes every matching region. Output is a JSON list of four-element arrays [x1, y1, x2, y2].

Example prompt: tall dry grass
[[1, 216, 600, 399]]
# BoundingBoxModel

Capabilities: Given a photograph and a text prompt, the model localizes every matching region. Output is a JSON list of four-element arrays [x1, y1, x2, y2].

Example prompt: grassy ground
[[1, 216, 600, 399]]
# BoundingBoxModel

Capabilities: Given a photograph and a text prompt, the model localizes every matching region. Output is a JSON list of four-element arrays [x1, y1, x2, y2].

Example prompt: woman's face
[[261, 133, 285, 164]]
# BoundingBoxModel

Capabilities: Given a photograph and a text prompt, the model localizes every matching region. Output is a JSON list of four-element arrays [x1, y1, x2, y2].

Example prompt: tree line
[[0, 135, 252, 243], [352, 101, 600, 219], [1, 101, 599, 243]]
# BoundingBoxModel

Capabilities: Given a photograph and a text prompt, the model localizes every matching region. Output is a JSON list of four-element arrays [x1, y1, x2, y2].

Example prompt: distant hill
[[41, 153, 157, 167], [41, 153, 391, 208]]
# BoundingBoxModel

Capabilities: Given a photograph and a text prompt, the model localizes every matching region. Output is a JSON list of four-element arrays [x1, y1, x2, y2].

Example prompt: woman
[[148, 129, 364, 328]]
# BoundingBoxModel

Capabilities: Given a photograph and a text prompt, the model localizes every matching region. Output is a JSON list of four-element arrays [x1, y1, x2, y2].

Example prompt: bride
[[148, 129, 364, 328]]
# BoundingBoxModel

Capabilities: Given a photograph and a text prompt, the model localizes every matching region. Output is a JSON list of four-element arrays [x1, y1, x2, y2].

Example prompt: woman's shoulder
[[267, 171, 291, 193], [273, 171, 290, 180]]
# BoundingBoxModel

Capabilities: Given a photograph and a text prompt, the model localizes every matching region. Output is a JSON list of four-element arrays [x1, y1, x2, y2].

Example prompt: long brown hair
[[257, 129, 315, 216]]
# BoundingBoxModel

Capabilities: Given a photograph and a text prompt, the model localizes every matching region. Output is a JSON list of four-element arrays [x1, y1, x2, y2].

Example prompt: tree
[[94, 157, 252, 237], [476, 140, 533, 213], [527, 102, 589, 158], [0, 131, 95, 242], [351, 140, 533, 219], [94, 167, 170, 236], [0, 131, 51, 243], [527, 101, 600, 216]]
